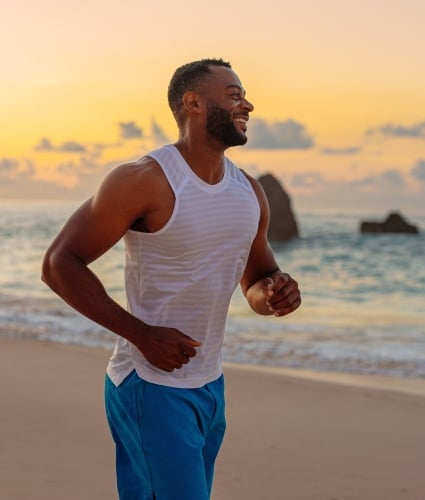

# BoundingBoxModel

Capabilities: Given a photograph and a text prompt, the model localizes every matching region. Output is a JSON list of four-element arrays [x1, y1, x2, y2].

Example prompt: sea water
[[1, 200, 424, 378]]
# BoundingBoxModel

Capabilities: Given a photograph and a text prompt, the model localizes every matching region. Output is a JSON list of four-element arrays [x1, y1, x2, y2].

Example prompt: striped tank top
[[106, 144, 260, 388]]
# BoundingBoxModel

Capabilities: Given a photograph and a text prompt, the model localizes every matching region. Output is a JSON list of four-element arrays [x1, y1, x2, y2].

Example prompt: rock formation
[[360, 212, 419, 234], [257, 173, 299, 243]]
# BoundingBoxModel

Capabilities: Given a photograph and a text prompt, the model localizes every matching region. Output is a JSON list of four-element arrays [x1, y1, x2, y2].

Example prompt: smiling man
[[42, 58, 301, 500]]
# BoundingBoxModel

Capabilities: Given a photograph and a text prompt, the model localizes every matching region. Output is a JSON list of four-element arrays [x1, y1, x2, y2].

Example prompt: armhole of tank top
[[229, 161, 262, 217], [132, 151, 188, 236], [145, 148, 188, 196]]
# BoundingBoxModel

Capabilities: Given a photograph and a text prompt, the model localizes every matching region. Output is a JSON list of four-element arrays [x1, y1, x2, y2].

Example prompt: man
[[42, 58, 301, 500]]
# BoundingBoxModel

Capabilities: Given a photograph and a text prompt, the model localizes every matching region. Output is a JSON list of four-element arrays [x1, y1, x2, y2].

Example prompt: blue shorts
[[104, 370, 226, 500]]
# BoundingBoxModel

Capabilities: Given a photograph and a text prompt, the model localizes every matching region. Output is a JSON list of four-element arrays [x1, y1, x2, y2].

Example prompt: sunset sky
[[1, 0, 425, 214]]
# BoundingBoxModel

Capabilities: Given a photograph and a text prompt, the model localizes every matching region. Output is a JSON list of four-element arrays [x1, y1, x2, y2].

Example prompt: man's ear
[[182, 91, 203, 114]]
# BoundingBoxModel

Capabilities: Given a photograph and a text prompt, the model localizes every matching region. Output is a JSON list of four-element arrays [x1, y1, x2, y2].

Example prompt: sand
[[1, 336, 425, 500]]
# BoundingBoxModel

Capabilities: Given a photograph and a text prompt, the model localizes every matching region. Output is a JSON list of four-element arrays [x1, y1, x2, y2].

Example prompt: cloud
[[150, 119, 171, 146], [34, 138, 54, 151], [284, 167, 425, 212], [246, 118, 314, 149], [119, 121, 143, 139], [320, 146, 361, 155], [30, 119, 170, 166], [0, 147, 114, 199], [0, 158, 35, 181], [60, 141, 86, 152], [93, 141, 123, 151], [0, 158, 19, 174], [34, 137, 86, 152], [347, 175, 375, 188], [286, 168, 410, 197], [0, 163, 104, 199], [366, 121, 425, 138], [290, 172, 328, 188], [0, 117, 170, 199], [380, 168, 404, 186], [410, 159, 425, 183], [346, 168, 405, 189]]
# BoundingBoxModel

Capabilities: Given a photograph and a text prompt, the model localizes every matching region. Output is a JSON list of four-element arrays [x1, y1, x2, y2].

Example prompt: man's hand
[[133, 325, 201, 372], [262, 273, 301, 317]]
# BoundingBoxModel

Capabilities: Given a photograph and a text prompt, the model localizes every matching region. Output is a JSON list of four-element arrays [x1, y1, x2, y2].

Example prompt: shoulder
[[91, 155, 171, 218], [97, 156, 168, 198], [104, 156, 163, 185]]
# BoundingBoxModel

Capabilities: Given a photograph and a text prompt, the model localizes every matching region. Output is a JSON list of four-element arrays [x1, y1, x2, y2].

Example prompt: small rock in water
[[360, 211, 419, 234]]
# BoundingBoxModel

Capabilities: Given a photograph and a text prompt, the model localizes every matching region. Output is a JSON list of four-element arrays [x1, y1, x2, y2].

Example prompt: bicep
[[47, 164, 150, 264], [49, 198, 127, 265]]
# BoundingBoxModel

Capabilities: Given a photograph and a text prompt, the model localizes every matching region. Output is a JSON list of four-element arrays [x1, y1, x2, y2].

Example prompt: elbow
[[41, 246, 85, 294], [41, 247, 60, 290], [41, 249, 53, 287]]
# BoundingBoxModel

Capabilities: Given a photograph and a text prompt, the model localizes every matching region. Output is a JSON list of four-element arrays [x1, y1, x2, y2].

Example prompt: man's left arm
[[240, 174, 301, 317]]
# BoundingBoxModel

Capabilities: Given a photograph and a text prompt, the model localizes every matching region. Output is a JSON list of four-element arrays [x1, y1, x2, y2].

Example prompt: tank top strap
[[145, 144, 189, 195]]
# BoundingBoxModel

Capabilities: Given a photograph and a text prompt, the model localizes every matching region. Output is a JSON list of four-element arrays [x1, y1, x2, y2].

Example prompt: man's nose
[[242, 97, 254, 112]]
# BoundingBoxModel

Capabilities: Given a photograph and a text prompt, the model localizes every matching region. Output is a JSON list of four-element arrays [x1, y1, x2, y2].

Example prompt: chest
[[141, 181, 260, 260]]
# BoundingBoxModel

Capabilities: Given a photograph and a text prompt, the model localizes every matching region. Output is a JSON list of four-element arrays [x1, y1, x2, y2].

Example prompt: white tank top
[[106, 144, 260, 388]]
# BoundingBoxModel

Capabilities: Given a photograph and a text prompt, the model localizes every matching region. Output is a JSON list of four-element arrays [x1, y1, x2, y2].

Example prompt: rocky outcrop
[[258, 173, 299, 243], [360, 212, 419, 234]]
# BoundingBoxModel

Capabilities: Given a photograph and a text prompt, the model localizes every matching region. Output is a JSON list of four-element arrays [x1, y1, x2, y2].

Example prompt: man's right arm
[[41, 160, 200, 372]]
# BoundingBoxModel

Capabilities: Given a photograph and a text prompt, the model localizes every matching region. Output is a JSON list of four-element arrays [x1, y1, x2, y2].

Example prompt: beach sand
[[1, 337, 425, 500]]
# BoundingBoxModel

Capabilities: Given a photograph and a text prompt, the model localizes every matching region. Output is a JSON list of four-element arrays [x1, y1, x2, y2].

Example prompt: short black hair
[[167, 58, 232, 123]]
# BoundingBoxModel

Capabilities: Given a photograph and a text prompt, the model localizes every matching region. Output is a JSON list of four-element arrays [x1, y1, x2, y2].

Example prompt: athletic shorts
[[104, 370, 226, 500]]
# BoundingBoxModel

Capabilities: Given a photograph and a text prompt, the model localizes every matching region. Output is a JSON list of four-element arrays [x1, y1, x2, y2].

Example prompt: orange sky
[[1, 0, 425, 213]]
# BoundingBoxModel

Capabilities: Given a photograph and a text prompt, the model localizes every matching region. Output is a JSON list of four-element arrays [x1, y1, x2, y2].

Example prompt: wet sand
[[1, 337, 425, 500]]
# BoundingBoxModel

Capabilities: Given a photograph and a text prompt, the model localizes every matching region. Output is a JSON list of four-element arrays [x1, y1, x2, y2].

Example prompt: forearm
[[41, 252, 145, 345]]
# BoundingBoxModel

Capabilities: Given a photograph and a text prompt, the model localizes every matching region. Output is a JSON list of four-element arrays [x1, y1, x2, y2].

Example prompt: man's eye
[[230, 93, 241, 100]]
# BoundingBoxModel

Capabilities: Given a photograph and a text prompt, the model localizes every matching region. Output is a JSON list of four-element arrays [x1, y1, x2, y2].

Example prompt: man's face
[[201, 66, 254, 148], [206, 101, 248, 147]]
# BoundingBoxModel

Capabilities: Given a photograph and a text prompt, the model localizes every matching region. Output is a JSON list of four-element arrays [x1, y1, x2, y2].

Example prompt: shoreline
[[3, 334, 425, 396], [224, 361, 425, 398], [2, 336, 425, 499]]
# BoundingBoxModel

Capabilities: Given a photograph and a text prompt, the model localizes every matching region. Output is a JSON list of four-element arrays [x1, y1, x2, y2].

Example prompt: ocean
[[1, 200, 424, 378]]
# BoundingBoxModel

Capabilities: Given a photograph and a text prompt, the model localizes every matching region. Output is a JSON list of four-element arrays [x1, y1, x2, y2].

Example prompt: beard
[[206, 102, 247, 147]]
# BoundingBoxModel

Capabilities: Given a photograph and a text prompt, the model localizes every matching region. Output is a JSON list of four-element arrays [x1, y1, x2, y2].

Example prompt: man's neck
[[174, 139, 226, 185]]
